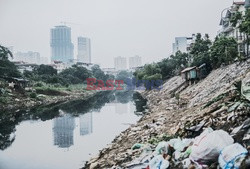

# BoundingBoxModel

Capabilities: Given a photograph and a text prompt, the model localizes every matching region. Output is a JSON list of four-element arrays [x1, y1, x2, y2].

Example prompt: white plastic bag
[[219, 143, 248, 169], [149, 155, 169, 169], [154, 141, 169, 155], [182, 158, 191, 169], [190, 130, 234, 164]]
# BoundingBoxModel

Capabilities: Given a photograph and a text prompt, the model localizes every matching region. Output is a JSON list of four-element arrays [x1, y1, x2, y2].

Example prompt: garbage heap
[[84, 61, 250, 169], [125, 124, 250, 169], [125, 62, 250, 168], [123, 64, 250, 169]]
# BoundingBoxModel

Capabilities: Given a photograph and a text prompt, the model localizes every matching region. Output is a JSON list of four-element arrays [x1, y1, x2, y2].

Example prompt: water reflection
[[53, 114, 75, 148], [79, 113, 93, 136], [0, 91, 146, 151], [0, 91, 148, 169]]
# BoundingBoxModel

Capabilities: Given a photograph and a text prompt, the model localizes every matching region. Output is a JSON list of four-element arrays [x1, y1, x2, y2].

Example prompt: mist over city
[[1, 0, 232, 67]]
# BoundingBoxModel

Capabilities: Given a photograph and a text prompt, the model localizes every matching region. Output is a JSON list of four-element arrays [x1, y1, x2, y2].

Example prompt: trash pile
[[83, 61, 250, 169], [125, 126, 250, 169]]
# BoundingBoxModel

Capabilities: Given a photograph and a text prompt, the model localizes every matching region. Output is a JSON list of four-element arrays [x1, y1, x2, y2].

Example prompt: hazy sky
[[0, 0, 234, 67]]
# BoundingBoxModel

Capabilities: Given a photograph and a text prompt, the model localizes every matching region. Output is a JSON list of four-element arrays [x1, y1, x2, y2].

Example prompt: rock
[[89, 162, 99, 169]]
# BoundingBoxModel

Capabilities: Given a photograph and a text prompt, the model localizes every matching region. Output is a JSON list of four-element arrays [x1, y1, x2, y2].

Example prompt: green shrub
[[30, 92, 37, 98], [0, 96, 7, 104], [35, 82, 43, 87]]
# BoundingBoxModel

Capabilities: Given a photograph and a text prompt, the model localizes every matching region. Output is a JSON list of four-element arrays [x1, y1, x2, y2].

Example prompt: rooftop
[[233, 1, 245, 5], [181, 66, 197, 73]]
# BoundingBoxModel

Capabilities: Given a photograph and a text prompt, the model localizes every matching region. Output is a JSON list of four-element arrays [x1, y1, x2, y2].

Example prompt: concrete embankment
[[84, 60, 250, 169]]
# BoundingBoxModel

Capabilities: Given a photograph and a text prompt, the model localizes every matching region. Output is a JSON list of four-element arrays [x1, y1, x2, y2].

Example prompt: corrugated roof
[[233, 1, 245, 5], [181, 66, 197, 73]]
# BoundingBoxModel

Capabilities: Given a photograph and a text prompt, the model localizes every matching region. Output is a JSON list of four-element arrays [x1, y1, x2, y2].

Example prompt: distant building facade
[[49, 61, 67, 73], [102, 67, 118, 76], [14, 51, 40, 64], [114, 56, 127, 71], [77, 37, 91, 63], [218, 1, 248, 56], [76, 62, 93, 70], [12, 61, 38, 73], [129, 55, 142, 69], [50, 25, 74, 63], [172, 35, 195, 54]]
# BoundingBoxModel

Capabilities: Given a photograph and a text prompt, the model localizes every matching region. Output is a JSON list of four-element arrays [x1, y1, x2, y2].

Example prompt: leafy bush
[[30, 92, 37, 98], [0, 96, 7, 103], [36, 88, 67, 96], [34, 82, 43, 87]]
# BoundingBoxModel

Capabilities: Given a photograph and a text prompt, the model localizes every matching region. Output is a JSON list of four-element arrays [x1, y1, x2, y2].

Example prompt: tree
[[72, 65, 92, 81], [0, 45, 12, 60], [0, 45, 21, 77], [116, 70, 132, 84], [230, 11, 242, 27], [91, 64, 111, 81], [158, 58, 176, 80], [210, 36, 238, 68], [60, 65, 92, 84], [134, 63, 161, 80], [190, 33, 212, 72], [33, 64, 57, 76], [171, 51, 190, 68]]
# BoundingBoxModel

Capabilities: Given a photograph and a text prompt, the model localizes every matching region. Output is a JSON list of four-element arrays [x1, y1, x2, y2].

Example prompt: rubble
[[83, 60, 250, 169]]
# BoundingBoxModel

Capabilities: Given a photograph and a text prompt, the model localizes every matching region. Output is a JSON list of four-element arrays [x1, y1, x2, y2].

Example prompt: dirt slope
[[84, 60, 250, 169]]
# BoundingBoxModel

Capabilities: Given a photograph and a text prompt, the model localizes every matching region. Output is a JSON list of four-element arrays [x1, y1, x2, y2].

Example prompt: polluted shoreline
[[0, 90, 148, 169], [84, 60, 250, 169]]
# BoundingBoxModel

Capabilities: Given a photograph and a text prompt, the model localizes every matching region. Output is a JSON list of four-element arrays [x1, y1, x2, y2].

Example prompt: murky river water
[[0, 91, 146, 169]]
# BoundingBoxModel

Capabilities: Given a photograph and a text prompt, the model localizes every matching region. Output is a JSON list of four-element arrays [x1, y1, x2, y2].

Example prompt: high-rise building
[[129, 55, 142, 69], [114, 56, 127, 71], [14, 51, 40, 64], [77, 37, 91, 63], [172, 36, 195, 54], [50, 25, 74, 63]]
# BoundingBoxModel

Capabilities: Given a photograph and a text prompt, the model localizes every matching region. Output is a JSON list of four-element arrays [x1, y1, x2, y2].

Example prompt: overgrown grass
[[33, 83, 87, 92]]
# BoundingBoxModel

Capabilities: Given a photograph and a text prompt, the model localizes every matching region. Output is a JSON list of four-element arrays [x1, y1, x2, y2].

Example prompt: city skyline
[[0, 0, 233, 67]]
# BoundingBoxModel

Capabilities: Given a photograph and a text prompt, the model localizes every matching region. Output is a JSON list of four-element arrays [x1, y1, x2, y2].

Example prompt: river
[[0, 91, 147, 169]]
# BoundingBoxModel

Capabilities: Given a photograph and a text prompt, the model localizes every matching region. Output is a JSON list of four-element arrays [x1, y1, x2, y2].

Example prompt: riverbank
[[84, 60, 250, 168], [0, 84, 96, 112]]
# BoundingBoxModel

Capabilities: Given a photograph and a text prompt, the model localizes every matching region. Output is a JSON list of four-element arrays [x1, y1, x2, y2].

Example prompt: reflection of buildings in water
[[115, 103, 129, 114], [129, 102, 135, 113], [53, 114, 75, 148], [79, 112, 93, 136], [106, 98, 131, 114]]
